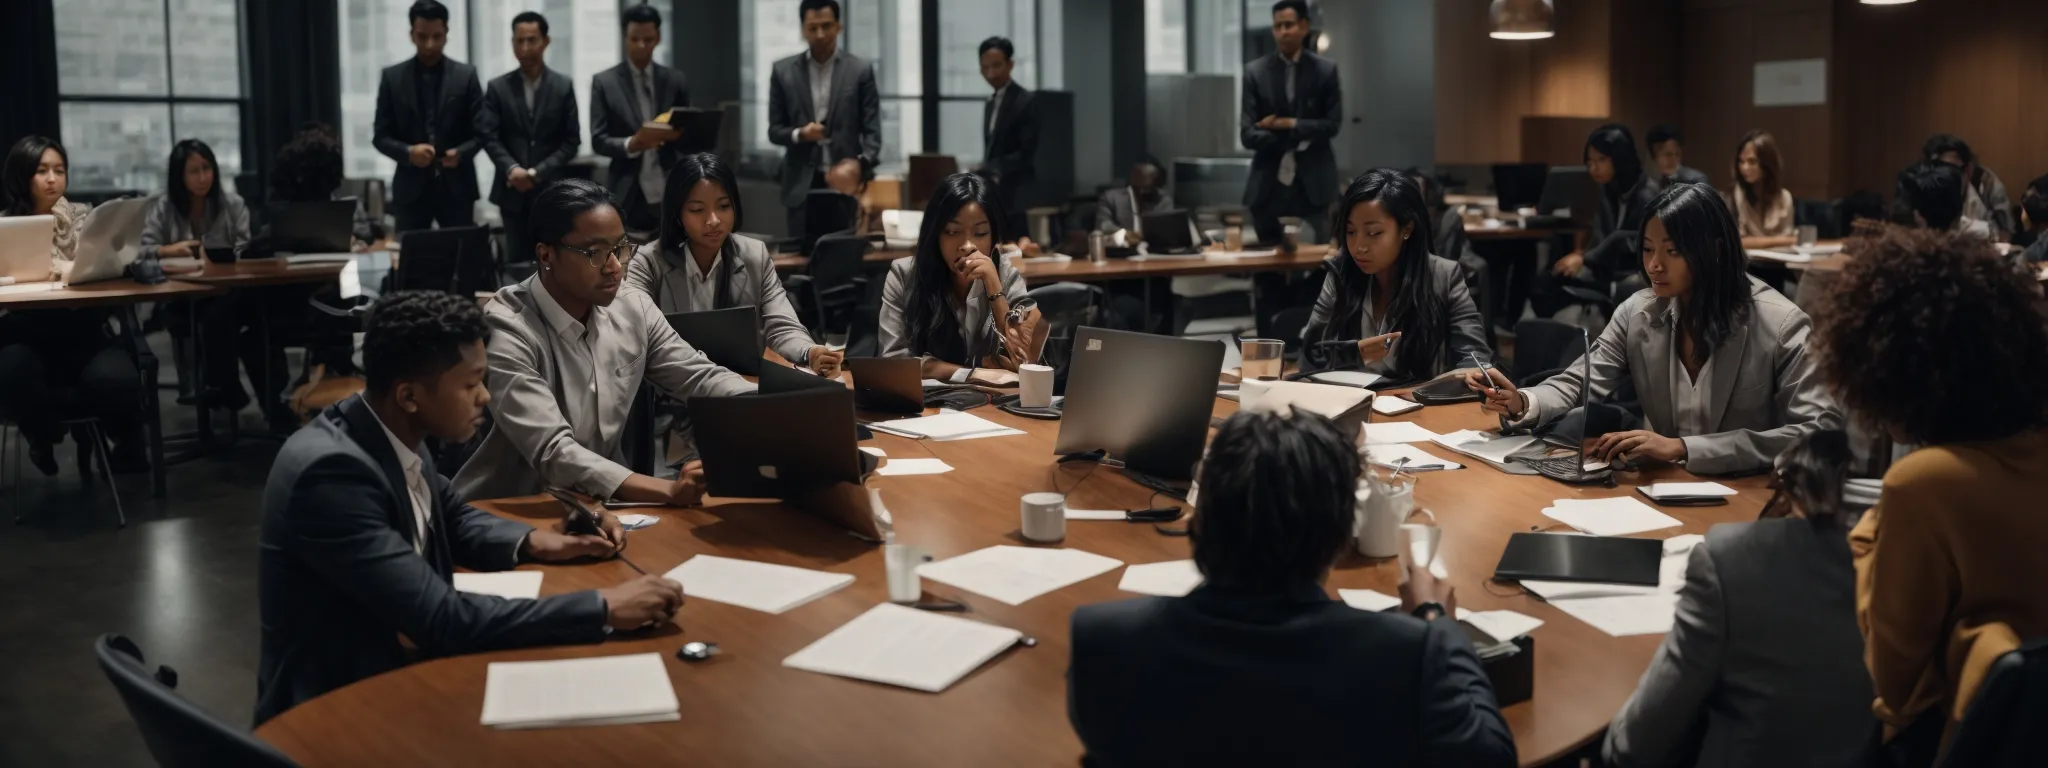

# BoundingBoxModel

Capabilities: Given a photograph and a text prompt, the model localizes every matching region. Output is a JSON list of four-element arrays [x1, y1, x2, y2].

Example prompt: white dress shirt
[[1666, 313, 1717, 440], [986, 82, 1011, 140], [630, 63, 665, 206], [792, 50, 839, 166], [365, 404, 433, 555], [522, 70, 541, 113], [682, 251, 724, 311], [530, 281, 607, 454]]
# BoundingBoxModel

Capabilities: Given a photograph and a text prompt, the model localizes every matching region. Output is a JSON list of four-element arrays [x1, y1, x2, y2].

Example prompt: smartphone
[[1474, 360, 1500, 392], [546, 488, 605, 537]]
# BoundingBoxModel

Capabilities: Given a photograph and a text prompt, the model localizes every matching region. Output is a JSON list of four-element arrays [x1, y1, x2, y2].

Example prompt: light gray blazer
[[877, 255, 1029, 364], [453, 278, 756, 501], [621, 234, 815, 365], [1605, 519, 1875, 767], [138, 191, 251, 262], [1512, 276, 1843, 475]]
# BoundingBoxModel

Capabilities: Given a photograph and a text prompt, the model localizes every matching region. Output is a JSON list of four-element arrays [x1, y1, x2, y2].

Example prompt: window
[[846, 0, 923, 175], [1145, 0, 1188, 74], [469, 1, 653, 173], [741, 0, 812, 159], [55, 0, 246, 194]]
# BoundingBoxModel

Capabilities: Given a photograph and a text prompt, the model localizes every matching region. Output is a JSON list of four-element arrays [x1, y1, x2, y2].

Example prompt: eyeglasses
[[552, 239, 637, 267]]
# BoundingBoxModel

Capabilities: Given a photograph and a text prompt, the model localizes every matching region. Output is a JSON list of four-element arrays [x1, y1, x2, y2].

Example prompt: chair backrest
[[1942, 635, 2048, 767], [906, 154, 960, 210], [1794, 198, 1839, 239], [623, 382, 657, 475], [809, 234, 871, 290], [395, 226, 497, 295], [94, 634, 298, 768], [801, 191, 861, 255], [1024, 282, 1105, 393], [1511, 318, 1586, 383]]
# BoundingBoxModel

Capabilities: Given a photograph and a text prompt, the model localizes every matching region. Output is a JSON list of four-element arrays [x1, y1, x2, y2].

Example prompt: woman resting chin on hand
[[877, 172, 1045, 386]]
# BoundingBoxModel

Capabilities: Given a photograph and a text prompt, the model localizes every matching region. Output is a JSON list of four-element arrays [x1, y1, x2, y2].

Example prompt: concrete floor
[[0, 331, 284, 767]]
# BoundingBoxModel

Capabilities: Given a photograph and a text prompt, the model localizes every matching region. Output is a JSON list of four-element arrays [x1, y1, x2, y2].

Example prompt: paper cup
[[1019, 363, 1054, 408], [1020, 492, 1067, 543]]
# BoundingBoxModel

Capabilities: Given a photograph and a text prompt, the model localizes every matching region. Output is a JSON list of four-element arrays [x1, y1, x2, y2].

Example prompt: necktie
[[1278, 61, 1299, 187], [407, 469, 430, 555], [638, 72, 664, 206]]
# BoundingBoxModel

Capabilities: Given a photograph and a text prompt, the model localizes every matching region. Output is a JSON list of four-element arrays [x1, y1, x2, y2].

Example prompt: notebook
[[479, 653, 679, 729]]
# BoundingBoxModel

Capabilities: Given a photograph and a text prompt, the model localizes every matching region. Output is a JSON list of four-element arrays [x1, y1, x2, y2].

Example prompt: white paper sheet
[[480, 653, 679, 728], [1465, 610, 1545, 641], [453, 571, 544, 600], [1365, 443, 1463, 471], [1064, 508, 1127, 521], [1640, 481, 1737, 498], [916, 545, 1124, 606], [1309, 370, 1384, 389], [1549, 594, 1683, 636], [866, 411, 1024, 441], [616, 513, 659, 530], [859, 446, 887, 457], [1371, 396, 1422, 415], [782, 603, 1022, 692], [1433, 430, 1539, 466], [1117, 560, 1204, 597], [875, 458, 954, 476], [1746, 249, 1815, 264], [663, 555, 854, 614], [1542, 497, 1682, 536], [1363, 421, 1443, 445], [1339, 588, 1402, 612]]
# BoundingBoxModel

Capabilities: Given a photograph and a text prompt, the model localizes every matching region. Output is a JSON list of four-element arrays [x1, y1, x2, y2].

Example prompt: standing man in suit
[[1240, 0, 1341, 247], [479, 11, 581, 266], [976, 36, 1038, 244], [372, 0, 486, 232], [767, 0, 882, 240], [590, 3, 690, 240], [1067, 407, 1515, 766], [255, 290, 685, 725]]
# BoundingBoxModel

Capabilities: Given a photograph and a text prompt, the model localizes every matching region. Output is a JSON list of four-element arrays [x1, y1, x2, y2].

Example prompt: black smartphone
[[546, 488, 605, 536]]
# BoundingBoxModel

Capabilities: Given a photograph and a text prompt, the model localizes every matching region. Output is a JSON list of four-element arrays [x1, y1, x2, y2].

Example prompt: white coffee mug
[[884, 543, 927, 603], [1020, 492, 1067, 543], [1019, 363, 1054, 408]]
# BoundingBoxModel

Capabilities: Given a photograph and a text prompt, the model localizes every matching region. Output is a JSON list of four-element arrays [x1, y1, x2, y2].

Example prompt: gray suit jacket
[[1239, 51, 1342, 209], [1606, 519, 1876, 767], [256, 395, 606, 725], [137, 191, 251, 263], [1302, 251, 1493, 380], [478, 66, 581, 211], [1094, 187, 1175, 235], [622, 234, 816, 365], [589, 62, 690, 219], [877, 255, 1029, 365], [453, 279, 756, 501], [766, 51, 882, 209], [1513, 276, 1843, 474]]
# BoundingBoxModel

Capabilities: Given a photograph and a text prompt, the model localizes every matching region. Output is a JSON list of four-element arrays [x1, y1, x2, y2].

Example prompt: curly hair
[[362, 290, 491, 395], [1191, 408, 1361, 590], [1814, 227, 2048, 445], [270, 123, 346, 204]]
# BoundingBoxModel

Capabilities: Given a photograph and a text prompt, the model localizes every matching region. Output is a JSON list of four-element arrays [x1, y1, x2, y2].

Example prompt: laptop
[[65, 197, 151, 285], [1139, 209, 1202, 254], [666, 306, 763, 376], [0, 215, 56, 285], [1491, 163, 1549, 213], [271, 199, 357, 254], [1053, 328, 1226, 482], [690, 387, 883, 540], [1493, 532, 1663, 586], [844, 357, 926, 414], [1515, 327, 1614, 484]]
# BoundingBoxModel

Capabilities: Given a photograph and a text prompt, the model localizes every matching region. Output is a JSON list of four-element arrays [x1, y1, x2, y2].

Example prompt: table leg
[[122, 306, 168, 500]]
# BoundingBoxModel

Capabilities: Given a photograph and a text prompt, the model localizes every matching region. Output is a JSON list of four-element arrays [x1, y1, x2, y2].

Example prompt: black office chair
[[393, 226, 498, 296], [1793, 198, 1839, 239], [1023, 282, 1107, 394], [1940, 636, 2048, 767], [1510, 319, 1587, 386], [94, 634, 299, 768], [1268, 306, 1313, 356], [800, 190, 860, 255], [788, 233, 871, 339]]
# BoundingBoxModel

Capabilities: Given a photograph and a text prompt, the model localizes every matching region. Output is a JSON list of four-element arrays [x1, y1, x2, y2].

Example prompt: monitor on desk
[[1054, 327, 1226, 482], [1538, 167, 1598, 224], [1492, 163, 1550, 213]]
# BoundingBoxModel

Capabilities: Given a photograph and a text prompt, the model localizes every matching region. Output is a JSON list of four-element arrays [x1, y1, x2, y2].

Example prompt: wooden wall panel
[[1530, 0, 1611, 117], [1678, 0, 1833, 198], [1434, 0, 1533, 164]]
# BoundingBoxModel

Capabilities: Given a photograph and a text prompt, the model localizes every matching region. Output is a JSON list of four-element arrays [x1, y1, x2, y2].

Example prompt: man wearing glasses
[[454, 179, 754, 504]]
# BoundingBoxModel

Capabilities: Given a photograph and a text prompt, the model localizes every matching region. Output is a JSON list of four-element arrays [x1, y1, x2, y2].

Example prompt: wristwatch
[[1410, 601, 1447, 622]]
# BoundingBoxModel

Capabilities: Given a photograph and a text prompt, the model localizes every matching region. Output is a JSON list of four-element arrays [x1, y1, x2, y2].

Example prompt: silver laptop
[[66, 197, 153, 285], [0, 215, 56, 285]]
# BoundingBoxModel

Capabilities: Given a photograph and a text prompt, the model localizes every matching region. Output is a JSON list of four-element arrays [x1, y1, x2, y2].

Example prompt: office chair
[[906, 154, 960, 210], [800, 190, 860, 256], [788, 233, 871, 340], [1267, 306, 1312, 355], [1509, 319, 1587, 386], [1940, 636, 2048, 767], [95, 634, 299, 768], [1023, 282, 1107, 394], [393, 226, 498, 296]]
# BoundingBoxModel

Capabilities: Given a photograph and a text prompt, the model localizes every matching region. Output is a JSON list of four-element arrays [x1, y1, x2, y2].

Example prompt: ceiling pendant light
[[1490, 0, 1555, 40], [1858, 0, 1917, 5]]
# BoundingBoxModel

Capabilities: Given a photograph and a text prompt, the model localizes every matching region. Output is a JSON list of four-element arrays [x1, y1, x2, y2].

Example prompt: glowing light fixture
[[1859, 0, 1916, 5], [1490, 0, 1554, 40]]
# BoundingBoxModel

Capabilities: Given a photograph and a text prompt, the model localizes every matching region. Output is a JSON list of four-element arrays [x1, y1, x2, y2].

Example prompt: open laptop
[[1491, 163, 1549, 213], [271, 199, 357, 254], [844, 357, 926, 414], [1514, 327, 1613, 484], [65, 197, 152, 285], [666, 306, 763, 376], [1139, 209, 1203, 255], [1054, 327, 1225, 482], [690, 386, 883, 540], [0, 215, 56, 285]]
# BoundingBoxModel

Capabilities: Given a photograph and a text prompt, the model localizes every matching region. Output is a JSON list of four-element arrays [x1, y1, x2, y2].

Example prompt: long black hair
[[2, 135, 67, 216], [1586, 123, 1645, 202], [659, 152, 744, 256], [167, 139, 225, 223], [1323, 168, 1449, 382], [1643, 183, 1754, 357], [1191, 407, 1360, 590], [904, 172, 1006, 363]]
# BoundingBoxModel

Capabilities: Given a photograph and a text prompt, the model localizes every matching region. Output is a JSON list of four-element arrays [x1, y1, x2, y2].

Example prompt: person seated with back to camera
[[1068, 406, 1515, 767], [1465, 183, 1843, 475], [623, 151, 842, 376], [877, 172, 1045, 386], [1300, 168, 1492, 384], [452, 178, 755, 506]]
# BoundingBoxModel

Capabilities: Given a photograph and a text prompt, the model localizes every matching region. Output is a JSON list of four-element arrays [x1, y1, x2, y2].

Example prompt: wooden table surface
[[0, 278, 220, 310], [772, 244, 1334, 284], [255, 381, 1766, 767], [175, 258, 350, 289]]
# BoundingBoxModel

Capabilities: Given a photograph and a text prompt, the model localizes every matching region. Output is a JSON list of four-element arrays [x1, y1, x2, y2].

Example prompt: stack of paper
[[1432, 430, 1540, 468], [784, 603, 1023, 692], [1523, 533, 1703, 636], [1372, 396, 1423, 416], [1638, 482, 1738, 501], [1117, 560, 1205, 597], [1308, 370, 1385, 389], [875, 458, 953, 476], [480, 653, 679, 729], [663, 555, 854, 614], [866, 411, 1024, 441], [1363, 421, 1443, 445], [1366, 443, 1463, 471], [916, 545, 1124, 605], [454, 571, 544, 600], [1246, 380, 1372, 423], [1541, 497, 1682, 536]]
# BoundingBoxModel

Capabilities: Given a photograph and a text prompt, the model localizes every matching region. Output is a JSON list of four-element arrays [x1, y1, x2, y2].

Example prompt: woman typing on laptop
[[878, 172, 1044, 385], [1463, 183, 1842, 475], [0, 136, 148, 475], [1300, 168, 1492, 384]]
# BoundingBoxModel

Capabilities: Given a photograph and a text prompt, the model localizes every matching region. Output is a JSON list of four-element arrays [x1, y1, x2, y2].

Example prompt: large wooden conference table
[[255, 379, 1767, 767], [773, 244, 1335, 284]]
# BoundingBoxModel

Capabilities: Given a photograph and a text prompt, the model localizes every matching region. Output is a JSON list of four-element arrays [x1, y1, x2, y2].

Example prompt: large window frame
[[55, 0, 251, 195]]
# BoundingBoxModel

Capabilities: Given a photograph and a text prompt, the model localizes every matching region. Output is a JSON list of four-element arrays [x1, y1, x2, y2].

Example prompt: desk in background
[[256, 376, 1765, 767]]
